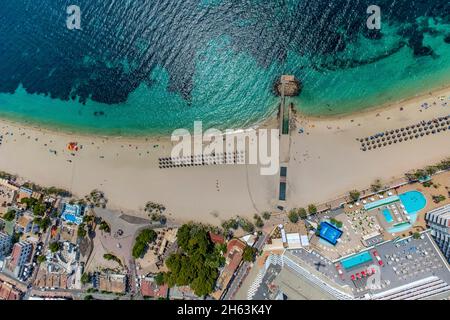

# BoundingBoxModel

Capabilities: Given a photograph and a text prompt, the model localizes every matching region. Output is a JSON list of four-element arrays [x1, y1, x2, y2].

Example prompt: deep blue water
[[0, 0, 449, 134]]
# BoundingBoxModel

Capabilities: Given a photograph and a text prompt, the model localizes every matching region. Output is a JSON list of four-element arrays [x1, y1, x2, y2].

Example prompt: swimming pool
[[341, 251, 373, 270], [386, 191, 426, 233], [363, 195, 399, 210], [62, 213, 82, 224], [399, 191, 427, 214], [318, 221, 343, 245], [382, 209, 393, 223]]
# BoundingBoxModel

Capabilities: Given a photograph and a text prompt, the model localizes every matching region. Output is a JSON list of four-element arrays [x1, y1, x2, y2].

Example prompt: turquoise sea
[[1, 1, 450, 135]]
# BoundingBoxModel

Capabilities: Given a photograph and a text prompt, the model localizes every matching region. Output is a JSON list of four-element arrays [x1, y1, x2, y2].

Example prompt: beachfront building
[[8, 241, 33, 277], [211, 239, 246, 299], [15, 211, 39, 235], [0, 280, 23, 300], [0, 232, 12, 262], [0, 179, 17, 215], [425, 204, 450, 262], [96, 272, 127, 294], [0, 232, 12, 260], [60, 203, 84, 225], [140, 277, 168, 299], [246, 231, 450, 300]]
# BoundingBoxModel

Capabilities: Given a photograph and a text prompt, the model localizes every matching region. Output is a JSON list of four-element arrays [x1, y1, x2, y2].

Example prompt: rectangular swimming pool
[[364, 195, 399, 210], [341, 251, 373, 270], [382, 209, 393, 223]]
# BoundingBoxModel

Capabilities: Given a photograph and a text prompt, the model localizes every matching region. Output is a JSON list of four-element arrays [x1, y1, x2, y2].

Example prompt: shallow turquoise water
[[1, 1, 450, 135], [399, 191, 427, 214]]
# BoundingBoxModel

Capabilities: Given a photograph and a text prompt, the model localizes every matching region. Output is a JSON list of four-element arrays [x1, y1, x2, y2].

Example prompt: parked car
[[372, 250, 384, 266]]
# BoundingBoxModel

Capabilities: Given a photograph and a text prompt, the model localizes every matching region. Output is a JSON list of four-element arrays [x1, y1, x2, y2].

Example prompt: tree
[[238, 219, 255, 233], [262, 212, 271, 220], [253, 215, 264, 228], [49, 242, 60, 253], [308, 204, 317, 215], [413, 169, 428, 181], [37, 255, 46, 264], [288, 210, 299, 223], [20, 197, 38, 210], [425, 166, 437, 176], [33, 203, 47, 216], [432, 195, 446, 203], [84, 294, 94, 300], [371, 179, 382, 193], [3, 210, 16, 221], [99, 221, 111, 233], [412, 232, 421, 240], [349, 190, 361, 202], [242, 246, 257, 262], [81, 272, 91, 285], [221, 219, 238, 231], [163, 224, 222, 297], [77, 224, 87, 238], [85, 189, 108, 208], [155, 273, 165, 286], [36, 216, 51, 231], [103, 253, 122, 265], [132, 229, 157, 259], [298, 208, 307, 219]]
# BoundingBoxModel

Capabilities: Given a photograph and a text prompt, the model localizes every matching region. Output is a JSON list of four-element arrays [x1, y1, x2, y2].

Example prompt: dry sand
[[0, 86, 449, 225]]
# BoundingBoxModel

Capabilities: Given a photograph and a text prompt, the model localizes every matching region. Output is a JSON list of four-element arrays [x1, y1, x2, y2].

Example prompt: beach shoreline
[[2, 79, 450, 140], [294, 82, 450, 122], [0, 83, 449, 226]]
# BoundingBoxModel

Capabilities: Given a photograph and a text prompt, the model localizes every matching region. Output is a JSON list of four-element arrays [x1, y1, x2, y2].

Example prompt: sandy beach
[[0, 86, 449, 225]]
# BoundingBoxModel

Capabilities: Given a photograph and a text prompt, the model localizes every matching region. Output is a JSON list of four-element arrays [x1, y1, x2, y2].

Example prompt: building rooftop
[[98, 273, 127, 294], [141, 278, 168, 299], [209, 232, 225, 245], [251, 231, 450, 300], [0, 280, 22, 300]]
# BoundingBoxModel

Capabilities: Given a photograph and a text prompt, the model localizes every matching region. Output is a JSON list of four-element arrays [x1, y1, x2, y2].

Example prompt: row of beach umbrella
[[359, 116, 450, 152], [158, 151, 246, 169]]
